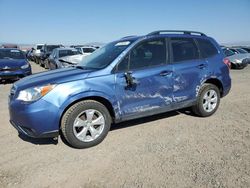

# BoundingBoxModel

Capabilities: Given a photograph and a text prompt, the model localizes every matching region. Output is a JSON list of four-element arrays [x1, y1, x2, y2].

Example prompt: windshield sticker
[[115, 41, 130, 46]]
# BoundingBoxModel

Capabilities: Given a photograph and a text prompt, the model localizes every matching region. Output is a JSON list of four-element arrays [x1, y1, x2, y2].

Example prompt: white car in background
[[75, 46, 96, 56], [32, 44, 44, 63]]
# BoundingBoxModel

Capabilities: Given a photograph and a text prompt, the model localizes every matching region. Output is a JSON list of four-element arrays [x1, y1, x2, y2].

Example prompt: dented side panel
[[115, 65, 173, 120], [172, 58, 208, 103]]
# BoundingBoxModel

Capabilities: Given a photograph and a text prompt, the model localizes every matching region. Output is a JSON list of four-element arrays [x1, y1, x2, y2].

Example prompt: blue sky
[[0, 0, 249, 45]]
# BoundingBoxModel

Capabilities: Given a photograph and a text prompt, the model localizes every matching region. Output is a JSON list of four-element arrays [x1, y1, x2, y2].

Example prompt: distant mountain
[[0, 42, 106, 50], [221, 41, 250, 47], [85, 42, 105, 47]]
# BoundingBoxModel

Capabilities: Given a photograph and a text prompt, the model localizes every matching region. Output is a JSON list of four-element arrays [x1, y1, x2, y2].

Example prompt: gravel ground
[[0, 62, 249, 188]]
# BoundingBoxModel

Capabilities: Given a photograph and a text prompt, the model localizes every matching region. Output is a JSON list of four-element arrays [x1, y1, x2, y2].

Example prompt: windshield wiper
[[75, 65, 86, 70]]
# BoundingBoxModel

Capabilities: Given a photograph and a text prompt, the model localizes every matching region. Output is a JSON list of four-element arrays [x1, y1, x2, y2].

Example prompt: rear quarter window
[[196, 38, 218, 58]]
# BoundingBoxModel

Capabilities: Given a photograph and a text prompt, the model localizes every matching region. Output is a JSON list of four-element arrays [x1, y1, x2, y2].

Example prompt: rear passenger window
[[197, 38, 218, 58], [171, 38, 199, 62]]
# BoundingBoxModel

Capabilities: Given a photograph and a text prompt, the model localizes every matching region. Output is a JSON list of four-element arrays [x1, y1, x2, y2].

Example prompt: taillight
[[223, 58, 231, 69]]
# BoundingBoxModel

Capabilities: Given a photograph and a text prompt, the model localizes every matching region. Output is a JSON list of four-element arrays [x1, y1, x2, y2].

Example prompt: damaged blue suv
[[9, 30, 231, 148]]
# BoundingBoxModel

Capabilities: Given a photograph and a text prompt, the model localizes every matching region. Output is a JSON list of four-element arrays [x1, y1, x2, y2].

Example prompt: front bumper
[[232, 62, 248, 69], [0, 68, 31, 80], [9, 97, 60, 138]]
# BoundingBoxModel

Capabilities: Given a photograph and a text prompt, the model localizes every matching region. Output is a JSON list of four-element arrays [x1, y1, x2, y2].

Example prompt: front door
[[115, 38, 173, 121]]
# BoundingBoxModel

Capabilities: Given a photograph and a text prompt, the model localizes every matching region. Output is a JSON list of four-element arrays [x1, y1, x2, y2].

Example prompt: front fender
[[59, 90, 119, 118]]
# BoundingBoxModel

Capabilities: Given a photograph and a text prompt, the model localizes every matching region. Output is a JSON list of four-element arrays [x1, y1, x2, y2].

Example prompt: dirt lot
[[0, 62, 249, 188]]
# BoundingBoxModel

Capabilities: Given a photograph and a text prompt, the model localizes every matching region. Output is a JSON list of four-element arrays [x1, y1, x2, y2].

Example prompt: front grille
[[0, 67, 20, 71]]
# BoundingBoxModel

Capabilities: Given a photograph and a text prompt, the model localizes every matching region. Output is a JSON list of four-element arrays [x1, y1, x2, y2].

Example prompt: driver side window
[[116, 38, 166, 72], [117, 55, 129, 71]]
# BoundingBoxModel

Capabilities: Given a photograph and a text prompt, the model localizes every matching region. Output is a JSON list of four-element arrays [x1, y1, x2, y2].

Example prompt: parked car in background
[[39, 44, 63, 68], [47, 48, 81, 69], [241, 47, 250, 53], [26, 48, 35, 61], [59, 53, 89, 65], [0, 48, 31, 82], [9, 30, 231, 148], [222, 47, 249, 69], [32, 44, 44, 64], [75, 46, 96, 56], [229, 48, 250, 55], [70, 45, 84, 48], [2, 44, 19, 49]]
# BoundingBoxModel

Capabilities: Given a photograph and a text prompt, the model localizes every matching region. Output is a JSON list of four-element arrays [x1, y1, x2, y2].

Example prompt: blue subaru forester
[[9, 30, 231, 148]]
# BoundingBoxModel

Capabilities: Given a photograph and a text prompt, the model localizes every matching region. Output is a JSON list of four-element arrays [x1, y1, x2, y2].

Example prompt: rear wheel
[[61, 100, 111, 149], [192, 83, 220, 117]]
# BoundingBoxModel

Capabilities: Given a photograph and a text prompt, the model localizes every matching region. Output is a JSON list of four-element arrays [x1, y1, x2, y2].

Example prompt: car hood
[[0, 59, 27, 68], [227, 54, 250, 62], [60, 54, 88, 65], [14, 67, 93, 90]]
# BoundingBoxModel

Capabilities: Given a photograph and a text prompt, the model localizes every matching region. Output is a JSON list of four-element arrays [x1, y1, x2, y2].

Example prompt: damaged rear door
[[170, 37, 208, 105]]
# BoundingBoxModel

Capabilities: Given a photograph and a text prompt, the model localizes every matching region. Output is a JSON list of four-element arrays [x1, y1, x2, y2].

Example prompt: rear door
[[170, 37, 208, 105], [114, 38, 173, 120]]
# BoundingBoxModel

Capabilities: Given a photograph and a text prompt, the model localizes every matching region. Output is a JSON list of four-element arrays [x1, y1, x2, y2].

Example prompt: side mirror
[[124, 71, 138, 86]]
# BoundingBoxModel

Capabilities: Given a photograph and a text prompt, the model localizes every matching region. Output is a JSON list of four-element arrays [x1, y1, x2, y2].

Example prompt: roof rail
[[147, 30, 206, 36]]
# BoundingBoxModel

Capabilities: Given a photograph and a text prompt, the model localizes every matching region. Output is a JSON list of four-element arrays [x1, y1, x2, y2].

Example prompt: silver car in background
[[47, 48, 82, 69], [230, 48, 250, 56], [223, 48, 249, 69]]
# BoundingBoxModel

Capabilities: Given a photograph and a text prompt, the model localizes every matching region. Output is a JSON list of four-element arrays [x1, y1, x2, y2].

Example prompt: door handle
[[160, 70, 172, 76]]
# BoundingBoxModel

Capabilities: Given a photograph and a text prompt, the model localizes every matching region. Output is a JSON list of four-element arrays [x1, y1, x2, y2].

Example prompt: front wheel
[[61, 100, 111, 149], [192, 83, 220, 117]]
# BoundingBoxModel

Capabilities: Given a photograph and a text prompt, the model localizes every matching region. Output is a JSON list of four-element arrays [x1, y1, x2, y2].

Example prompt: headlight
[[17, 84, 56, 102], [21, 63, 30, 69], [234, 59, 241, 63]]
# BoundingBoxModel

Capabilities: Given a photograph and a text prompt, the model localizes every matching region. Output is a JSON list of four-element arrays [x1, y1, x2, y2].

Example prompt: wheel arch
[[59, 95, 117, 129], [204, 78, 223, 97]]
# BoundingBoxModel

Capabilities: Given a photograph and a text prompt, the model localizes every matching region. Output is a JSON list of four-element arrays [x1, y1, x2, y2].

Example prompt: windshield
[[47, 45, 60, 52], [59, 49, 80, 57], [0, 49, 25, 59], [82, 48, 96, 53], [223, 49, 235, 57], [236, 48, 248, 54], [78, 40, 133, 69], [37, 45, 43, 50]]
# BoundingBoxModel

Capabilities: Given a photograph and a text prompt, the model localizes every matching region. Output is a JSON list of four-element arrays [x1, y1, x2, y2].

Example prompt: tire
[[192, 83, 220, 117], [61, 100, 111, 149], [40, 60, 44, 67], [44, 59, 49, 69]]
